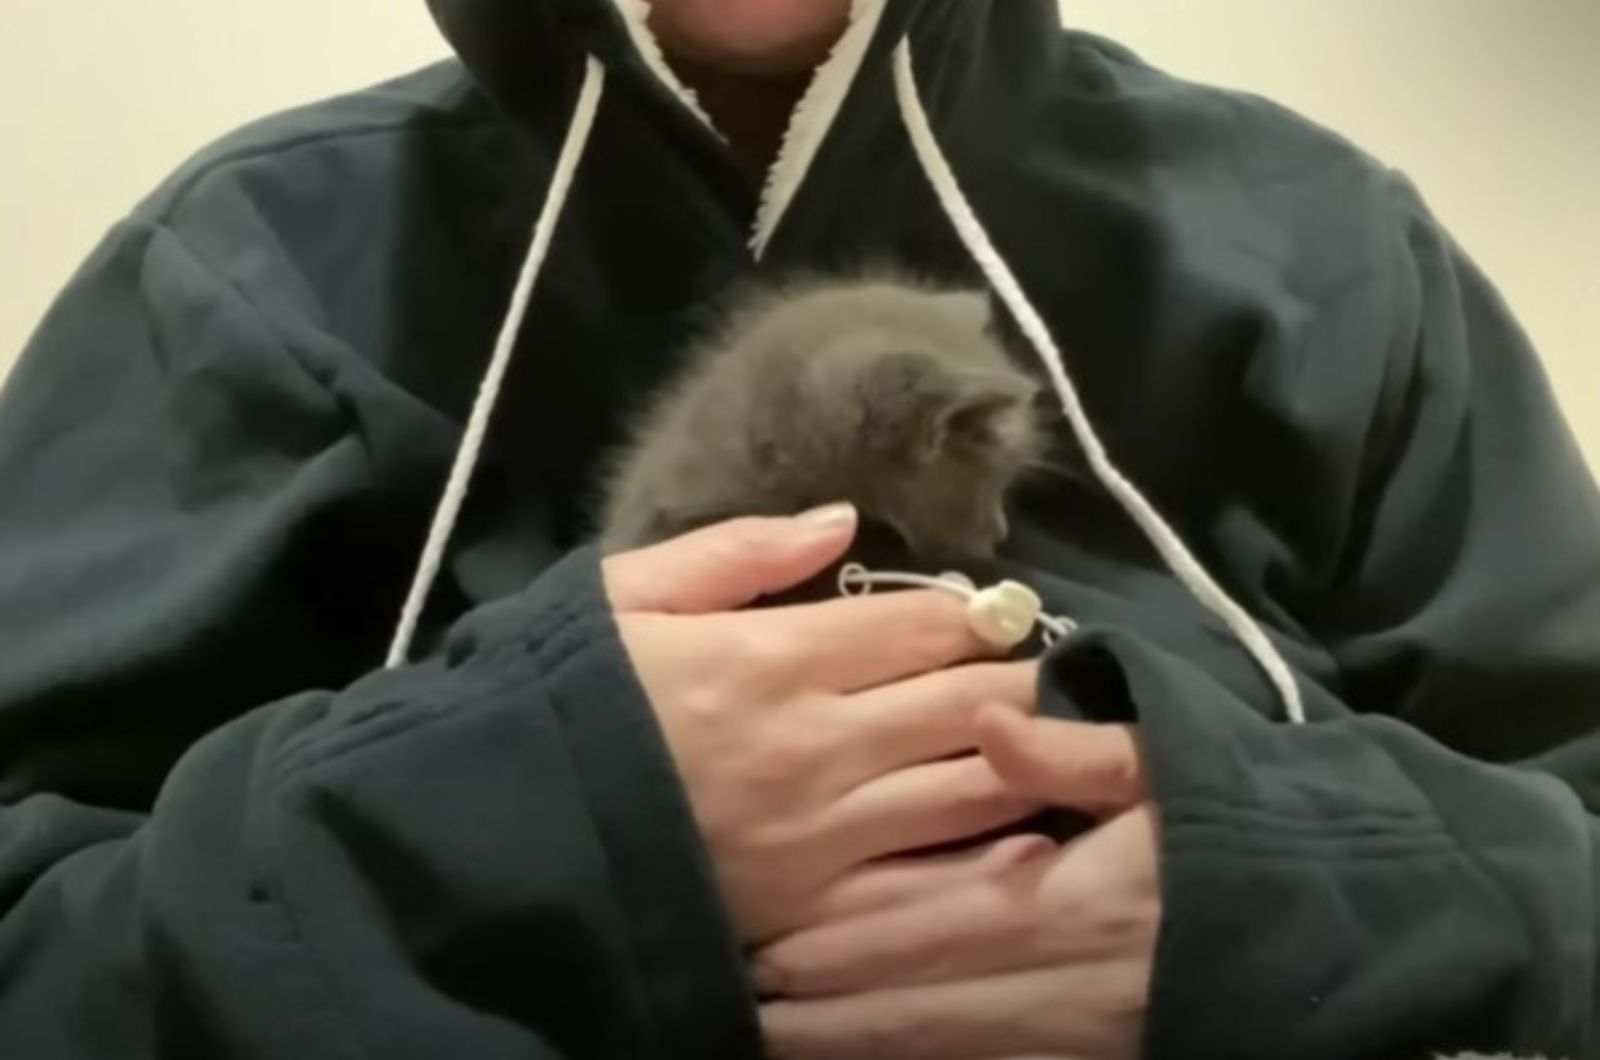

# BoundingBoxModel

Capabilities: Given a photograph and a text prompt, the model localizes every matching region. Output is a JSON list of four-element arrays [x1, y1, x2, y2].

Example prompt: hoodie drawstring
[[385, 56, 606, 668], [891, 39, 1305, 724], [385, 40, 1307, 726]]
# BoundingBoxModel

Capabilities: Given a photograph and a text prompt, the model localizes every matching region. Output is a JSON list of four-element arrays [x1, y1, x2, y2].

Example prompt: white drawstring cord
[[385, 57, 607, 668], [840, 563, 1077, 650], [891, 40, 1306, 724]]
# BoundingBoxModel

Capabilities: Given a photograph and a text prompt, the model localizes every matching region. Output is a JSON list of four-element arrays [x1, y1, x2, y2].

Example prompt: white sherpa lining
[[750, 0, 890, 257], [605, 0, 719, 133], [600, 0, 889, 257]]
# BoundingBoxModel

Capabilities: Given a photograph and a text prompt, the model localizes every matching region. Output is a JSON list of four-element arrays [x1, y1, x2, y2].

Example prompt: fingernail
[[795, 502, 857, 531]]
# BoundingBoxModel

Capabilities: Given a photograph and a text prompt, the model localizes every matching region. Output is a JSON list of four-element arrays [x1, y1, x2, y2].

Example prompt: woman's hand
[[757, 708, 1160, 1060], [604, 507, 1046, 944]]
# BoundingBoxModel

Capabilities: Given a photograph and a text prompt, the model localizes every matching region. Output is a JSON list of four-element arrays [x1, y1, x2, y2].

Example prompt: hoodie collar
[[428, 0, 948, 252], [428, 0, 937, 123]]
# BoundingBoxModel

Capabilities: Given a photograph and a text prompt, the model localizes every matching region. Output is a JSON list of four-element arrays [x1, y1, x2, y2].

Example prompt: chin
[[649, 0, 852, 76]]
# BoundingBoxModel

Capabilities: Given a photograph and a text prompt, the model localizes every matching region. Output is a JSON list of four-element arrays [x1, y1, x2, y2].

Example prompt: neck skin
[[667, 57, 814, 178]]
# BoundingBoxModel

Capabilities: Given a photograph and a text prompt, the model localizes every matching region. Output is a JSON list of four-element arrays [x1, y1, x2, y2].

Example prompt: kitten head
[[596, 278, 1046, 563], [786, 283, 1043, 565]]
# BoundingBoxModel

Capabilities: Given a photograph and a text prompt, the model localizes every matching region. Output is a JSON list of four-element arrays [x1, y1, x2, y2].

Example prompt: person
[[0, 0, 1595, 1056]]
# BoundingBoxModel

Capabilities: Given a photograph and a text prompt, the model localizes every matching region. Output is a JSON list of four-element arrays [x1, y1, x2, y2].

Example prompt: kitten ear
[[928, 289, 993, 331], [923, 372, 1037, 459], [932, 288, 1030, 354]]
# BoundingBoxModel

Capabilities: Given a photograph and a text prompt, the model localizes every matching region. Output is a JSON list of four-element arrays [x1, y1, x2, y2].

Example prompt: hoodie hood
[[404, 0, 1307, 723]]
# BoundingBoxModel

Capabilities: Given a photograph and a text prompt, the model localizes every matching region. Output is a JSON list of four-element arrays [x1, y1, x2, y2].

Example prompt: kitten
[[597, 276, 1045, 569]]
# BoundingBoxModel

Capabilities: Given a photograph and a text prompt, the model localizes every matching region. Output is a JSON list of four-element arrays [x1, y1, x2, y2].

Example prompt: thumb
[[976, 706, 1147, 817], [603, 504, 859, 614]]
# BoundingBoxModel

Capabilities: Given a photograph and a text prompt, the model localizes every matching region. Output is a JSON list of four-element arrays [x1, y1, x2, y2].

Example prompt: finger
[[762, 812, 1160, 1000], [977, 708, 1147, 816], [761, 967, 1138, 1060], [830, 663, 1038, 788], [756, 838, 1058, 997], [603, 505, 857, 613], [729, 589, 999, 695], [755, 845, 1056, 999], [822, 756, 1041, 867], [785, 832, 1056, 933]]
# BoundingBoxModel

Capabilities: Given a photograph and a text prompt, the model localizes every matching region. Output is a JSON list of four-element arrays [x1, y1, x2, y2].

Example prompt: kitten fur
[[598, 277, 1043, 567]]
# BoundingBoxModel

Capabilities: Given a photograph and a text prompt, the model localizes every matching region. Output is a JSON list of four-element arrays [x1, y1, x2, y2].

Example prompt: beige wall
[[0, 0, 446, 373], [2, 1, 1595, 468]]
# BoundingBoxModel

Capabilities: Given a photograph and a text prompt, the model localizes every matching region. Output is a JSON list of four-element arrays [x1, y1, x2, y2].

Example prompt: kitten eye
[[946, 396, 1013, 440]]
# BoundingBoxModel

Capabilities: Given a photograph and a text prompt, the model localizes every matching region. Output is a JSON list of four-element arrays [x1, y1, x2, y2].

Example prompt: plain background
[[1, 0, 1595, 469]]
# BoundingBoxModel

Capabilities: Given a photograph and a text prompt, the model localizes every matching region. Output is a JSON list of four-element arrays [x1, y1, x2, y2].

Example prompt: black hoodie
[[2, 1, 1597, 1057]]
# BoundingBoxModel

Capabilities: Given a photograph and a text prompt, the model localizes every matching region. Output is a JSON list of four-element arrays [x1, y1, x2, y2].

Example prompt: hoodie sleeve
[[0, 220, 759, 1059], [1056, 178, 1600, 1060]]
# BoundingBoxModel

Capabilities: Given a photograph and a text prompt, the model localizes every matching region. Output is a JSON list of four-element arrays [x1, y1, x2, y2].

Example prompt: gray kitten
[[598, 276, 1044, 567]]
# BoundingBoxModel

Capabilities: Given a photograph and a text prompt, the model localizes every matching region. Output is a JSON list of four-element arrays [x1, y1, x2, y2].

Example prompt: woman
[[1, 1, 1596, 1057]]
